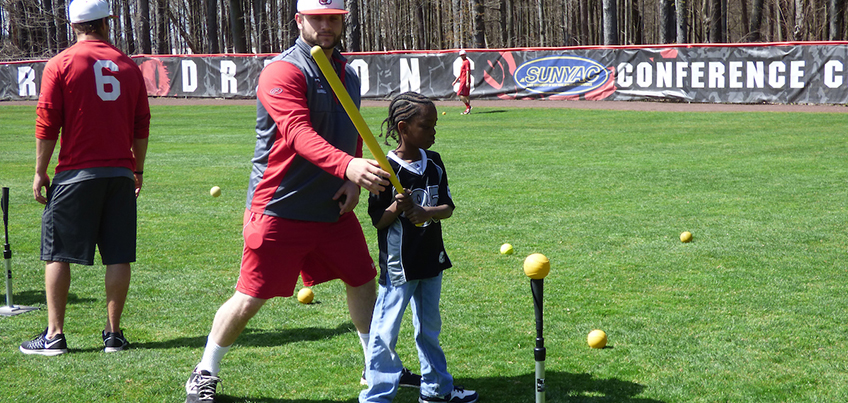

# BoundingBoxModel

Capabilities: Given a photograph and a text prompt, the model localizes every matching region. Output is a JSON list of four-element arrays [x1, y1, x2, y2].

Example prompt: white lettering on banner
[[790, 61, 806, 88], [349, 59, 369, 96], [221, 60, 237, 93], [636, 62, 651, 87], [94, 60, 121, 101], [691, 62, 705, 88], [729, 61, 744, 88], [676, 62, 689, 88], [616, 63, 633, 87], [400, 58, 421, 93], [657, 62, 673, 87], [748, 61, 764, 88], [617, 60, 809, 90], [825, 60, 843, 88], [182, 60, 198, 93], [768, 62, 785, 88], [709, 62, 725, 88], [18, 66, 36, 97]]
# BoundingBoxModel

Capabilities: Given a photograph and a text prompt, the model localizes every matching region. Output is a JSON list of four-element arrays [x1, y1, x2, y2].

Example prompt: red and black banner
[[5, 42, 848, 105]]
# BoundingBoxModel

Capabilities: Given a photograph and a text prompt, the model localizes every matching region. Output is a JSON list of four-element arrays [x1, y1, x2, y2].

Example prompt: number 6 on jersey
[[94, 60, 120, 101]]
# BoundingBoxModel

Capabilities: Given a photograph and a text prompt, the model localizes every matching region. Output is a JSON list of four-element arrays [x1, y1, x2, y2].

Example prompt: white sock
[[197, 338, 230, 376], [359, 332, 370, 366]]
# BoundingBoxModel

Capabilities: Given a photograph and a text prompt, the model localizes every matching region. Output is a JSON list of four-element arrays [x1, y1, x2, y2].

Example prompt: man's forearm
[[133, 138, 148, 172], [35, 138, 57, 175]]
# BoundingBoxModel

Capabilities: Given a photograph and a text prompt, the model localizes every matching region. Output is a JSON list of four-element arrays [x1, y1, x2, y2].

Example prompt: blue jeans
[[360, 272, 453, 403]]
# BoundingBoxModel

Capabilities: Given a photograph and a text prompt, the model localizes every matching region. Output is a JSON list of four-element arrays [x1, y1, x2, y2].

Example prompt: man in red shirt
[[184, 0, 398, 401], [20, 0, 150, 356], [452, 50, 472, 114]]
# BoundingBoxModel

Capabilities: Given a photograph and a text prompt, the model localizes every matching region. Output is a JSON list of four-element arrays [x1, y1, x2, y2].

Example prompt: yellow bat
[[310, 45, 405, 195]]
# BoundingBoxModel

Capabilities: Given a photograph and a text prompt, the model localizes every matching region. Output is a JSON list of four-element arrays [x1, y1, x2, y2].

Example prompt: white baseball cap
[[459, 49, 467, 56], [68, 0, 114, 24], [297, 0, 348, 15]]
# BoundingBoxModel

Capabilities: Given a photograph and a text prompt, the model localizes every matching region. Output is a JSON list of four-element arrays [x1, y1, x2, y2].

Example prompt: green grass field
[[1, 103, 848, 402]]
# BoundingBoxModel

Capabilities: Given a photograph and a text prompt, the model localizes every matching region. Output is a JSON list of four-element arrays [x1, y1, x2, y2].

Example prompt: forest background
[[2, 0, 848, 62]]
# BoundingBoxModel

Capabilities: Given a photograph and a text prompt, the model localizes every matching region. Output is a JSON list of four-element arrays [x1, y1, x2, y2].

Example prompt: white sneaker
[[419, 386, 478, 403]]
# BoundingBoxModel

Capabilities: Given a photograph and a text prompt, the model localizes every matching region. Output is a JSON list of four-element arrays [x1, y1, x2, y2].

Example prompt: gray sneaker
[[20, 329, 68, 356], [185, 368, 221, 403]]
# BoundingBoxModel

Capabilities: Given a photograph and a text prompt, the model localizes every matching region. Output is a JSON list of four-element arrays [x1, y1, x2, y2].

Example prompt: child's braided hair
[[380, 92, 434, 145]]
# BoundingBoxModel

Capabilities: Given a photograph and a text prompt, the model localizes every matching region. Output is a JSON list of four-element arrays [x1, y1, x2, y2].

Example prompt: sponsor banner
[[134, 55, 270, 98], [4, 43, 848, 104]]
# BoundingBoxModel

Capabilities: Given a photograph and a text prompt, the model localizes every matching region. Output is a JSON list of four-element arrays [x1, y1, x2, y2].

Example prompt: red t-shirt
[[35, 40, 150, 173], [457, 59, 471, 96]]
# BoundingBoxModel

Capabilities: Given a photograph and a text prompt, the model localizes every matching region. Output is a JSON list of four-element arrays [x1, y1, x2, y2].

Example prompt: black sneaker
[[419, 386, 478, 403], [20, 328, 68, 356], [102, 330, 129, 352], [185, 368, 221, 403], [360, 367, 421, 388], [399, 367, 422, 388]]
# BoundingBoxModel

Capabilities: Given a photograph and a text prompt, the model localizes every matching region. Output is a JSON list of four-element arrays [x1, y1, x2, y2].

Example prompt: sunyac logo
[[514, 56, 609, 96]]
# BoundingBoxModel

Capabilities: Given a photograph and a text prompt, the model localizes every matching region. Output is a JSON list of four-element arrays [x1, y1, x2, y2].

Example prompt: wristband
[[134, 171, 144, 175]]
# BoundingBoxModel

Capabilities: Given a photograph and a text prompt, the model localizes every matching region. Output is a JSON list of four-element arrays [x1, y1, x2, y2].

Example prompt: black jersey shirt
[[368, 149, 455, 286]]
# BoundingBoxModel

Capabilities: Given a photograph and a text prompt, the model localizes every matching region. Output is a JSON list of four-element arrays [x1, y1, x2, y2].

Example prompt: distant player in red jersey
[[20, 0, 150, 356], [452, 50, 472, 114]]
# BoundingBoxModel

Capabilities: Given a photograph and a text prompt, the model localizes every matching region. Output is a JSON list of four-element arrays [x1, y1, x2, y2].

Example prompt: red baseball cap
[[297, 0, 348, 15]]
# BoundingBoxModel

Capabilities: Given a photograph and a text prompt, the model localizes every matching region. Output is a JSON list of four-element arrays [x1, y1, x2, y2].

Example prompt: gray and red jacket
[[247, 37, 363, 222]]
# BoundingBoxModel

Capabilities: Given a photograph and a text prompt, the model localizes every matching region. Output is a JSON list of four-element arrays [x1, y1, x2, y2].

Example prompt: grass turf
[[1, 103, 847, 402]]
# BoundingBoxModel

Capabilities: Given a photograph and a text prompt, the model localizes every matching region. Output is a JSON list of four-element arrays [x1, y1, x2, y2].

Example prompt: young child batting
[[360, 92, 478, 403]]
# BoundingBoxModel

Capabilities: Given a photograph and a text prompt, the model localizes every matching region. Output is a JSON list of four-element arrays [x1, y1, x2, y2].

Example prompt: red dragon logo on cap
[[318, 0, 332, 4]]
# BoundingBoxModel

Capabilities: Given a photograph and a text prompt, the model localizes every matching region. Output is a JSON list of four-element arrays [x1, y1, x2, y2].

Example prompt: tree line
[[2, 0, 847, 61]]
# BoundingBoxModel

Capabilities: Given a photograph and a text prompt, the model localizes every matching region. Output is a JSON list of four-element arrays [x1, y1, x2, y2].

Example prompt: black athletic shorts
[[41, 177, 137, 265]]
